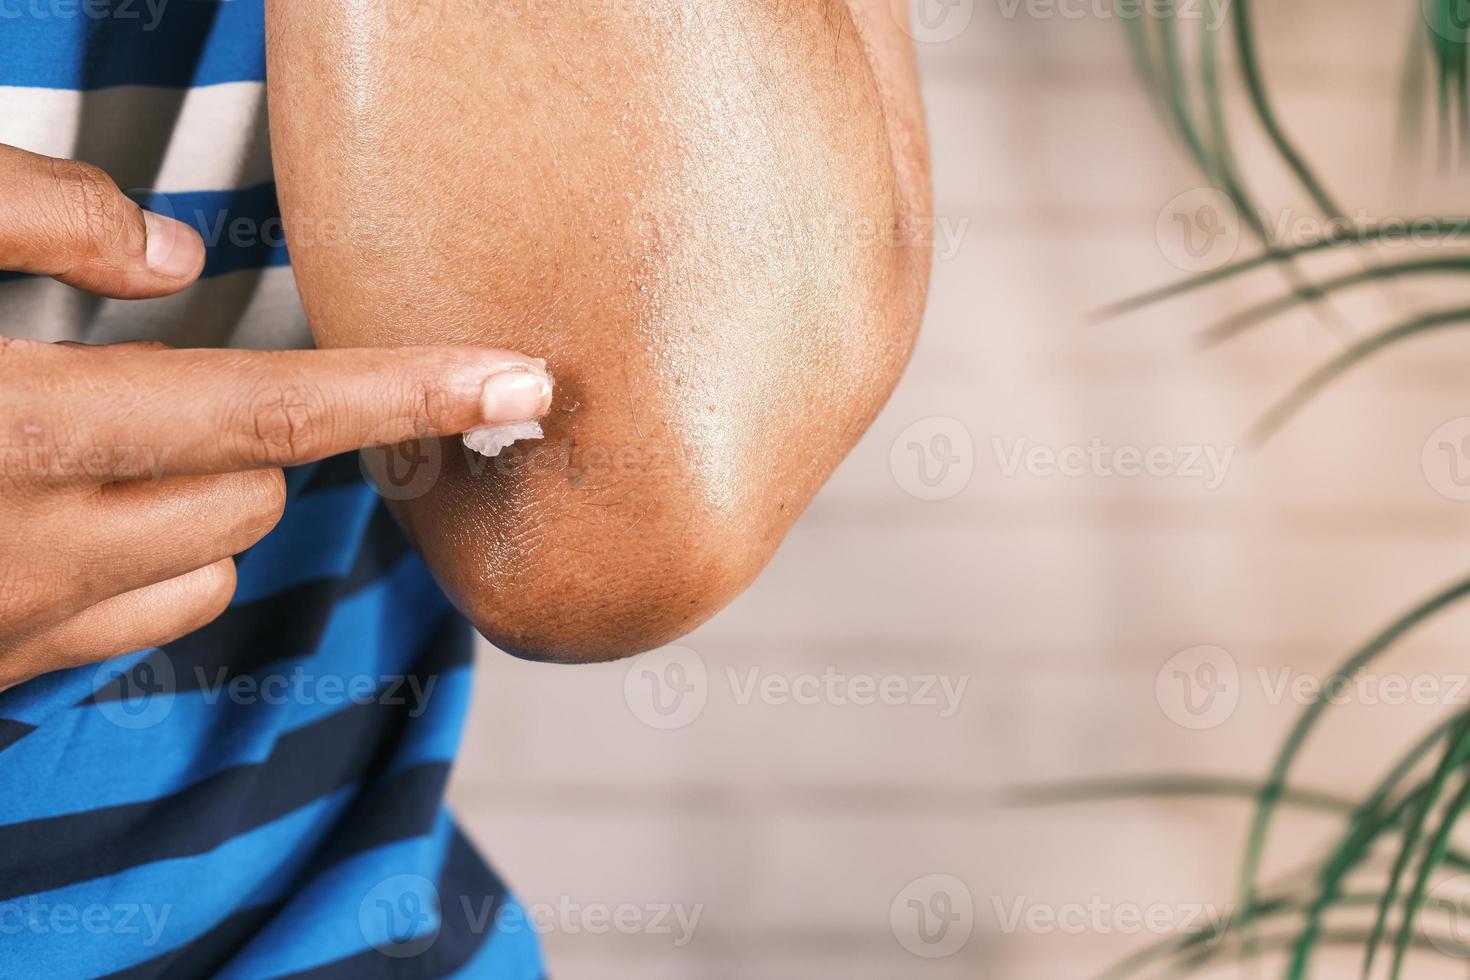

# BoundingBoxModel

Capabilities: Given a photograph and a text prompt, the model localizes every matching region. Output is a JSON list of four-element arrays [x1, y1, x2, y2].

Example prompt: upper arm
[[265, 0, 930, 661]]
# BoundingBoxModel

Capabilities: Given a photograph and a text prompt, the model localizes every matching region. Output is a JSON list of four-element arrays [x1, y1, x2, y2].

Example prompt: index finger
[[40, 344, 555, 477]]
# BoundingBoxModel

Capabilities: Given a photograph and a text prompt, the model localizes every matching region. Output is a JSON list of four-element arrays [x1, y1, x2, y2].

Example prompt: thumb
[[0, 144, 205, 299]]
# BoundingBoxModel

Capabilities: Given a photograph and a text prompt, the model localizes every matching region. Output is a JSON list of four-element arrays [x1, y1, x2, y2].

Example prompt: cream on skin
[[463, 421, 545, 459]]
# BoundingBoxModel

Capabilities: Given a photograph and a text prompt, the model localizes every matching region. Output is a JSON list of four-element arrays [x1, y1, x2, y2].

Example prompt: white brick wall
[[448, 3, 1470, 976]]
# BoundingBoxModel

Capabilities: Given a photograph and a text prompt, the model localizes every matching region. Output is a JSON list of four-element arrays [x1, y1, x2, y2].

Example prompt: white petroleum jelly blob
[[463, 421, 544, 458]]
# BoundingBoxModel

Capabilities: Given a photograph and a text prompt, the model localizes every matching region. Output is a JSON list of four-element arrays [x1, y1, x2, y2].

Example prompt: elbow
[[457, 496, 771, 665], [397, 173, 929, 665], [363, 2, 933, 663]]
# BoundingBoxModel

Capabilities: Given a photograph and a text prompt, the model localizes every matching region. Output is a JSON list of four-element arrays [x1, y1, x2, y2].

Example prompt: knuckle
[[49, 158, 135, 257], [407, 374, 459, 436], [235, 382, 323, 466]]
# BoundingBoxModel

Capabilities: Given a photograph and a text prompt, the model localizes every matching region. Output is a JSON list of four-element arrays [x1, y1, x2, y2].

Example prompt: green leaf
[[1363, 716, 1470, 978], [1200, 257, 1470, 348], [1237, 576, 1470, 960], [1390, 768, 1470, 978], [1231, 0, 1342, 217], [1248, 307, 1470, 443]]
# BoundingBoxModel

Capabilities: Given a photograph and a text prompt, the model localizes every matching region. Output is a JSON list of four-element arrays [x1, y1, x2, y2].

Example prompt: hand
[[0, 144, 554, 689]]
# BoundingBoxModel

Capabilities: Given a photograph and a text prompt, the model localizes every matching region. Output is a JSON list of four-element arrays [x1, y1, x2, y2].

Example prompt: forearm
[[265, 0, 930, 661]]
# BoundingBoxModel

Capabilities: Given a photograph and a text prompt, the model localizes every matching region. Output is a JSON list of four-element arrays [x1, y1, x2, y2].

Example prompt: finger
[[0, 144, 205, 298], [45, 344, 555, 477], [0, 559, 235, 687], [2, 471, 284, 630], [93, 470, 286, 589], [82, 470, 284, 605]]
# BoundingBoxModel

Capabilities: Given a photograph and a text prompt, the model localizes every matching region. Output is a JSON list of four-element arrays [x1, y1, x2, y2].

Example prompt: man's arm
[[264, 0, 931, 662]]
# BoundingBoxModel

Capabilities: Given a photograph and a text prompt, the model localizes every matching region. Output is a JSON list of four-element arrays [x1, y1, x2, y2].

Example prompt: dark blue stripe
[[0, 0, 265, 90], [87, 507, 415, 705], [0, 580, 466, 826], [273, 828, 508, 980], [0, 719, 36, 754], [0, 649, 150, 730], [103, 904, 279, 980], [98, 763, 456, 980], [143, 184, 288, 277], [299, 452, 375, 496], [233, 482, 382, 603], [0, 642, 468, 901], [0, 467, 381, 731]]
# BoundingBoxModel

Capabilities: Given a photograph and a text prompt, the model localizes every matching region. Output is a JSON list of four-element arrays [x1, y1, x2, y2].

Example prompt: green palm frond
[[1113, 3, 1470, 438], [1048, 8, 1470, 977]]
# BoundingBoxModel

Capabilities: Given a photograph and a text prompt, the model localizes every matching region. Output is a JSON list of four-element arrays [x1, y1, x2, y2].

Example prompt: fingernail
[[143, 210, 204, 280], [481, 368, 554, 424]]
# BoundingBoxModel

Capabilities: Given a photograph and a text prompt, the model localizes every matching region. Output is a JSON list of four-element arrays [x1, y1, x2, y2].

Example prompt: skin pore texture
[[265, 0, 931, 662]]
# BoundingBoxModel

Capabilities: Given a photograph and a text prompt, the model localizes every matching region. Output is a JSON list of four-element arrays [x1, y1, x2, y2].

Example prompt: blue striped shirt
[[0, 3, 542, 976]]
